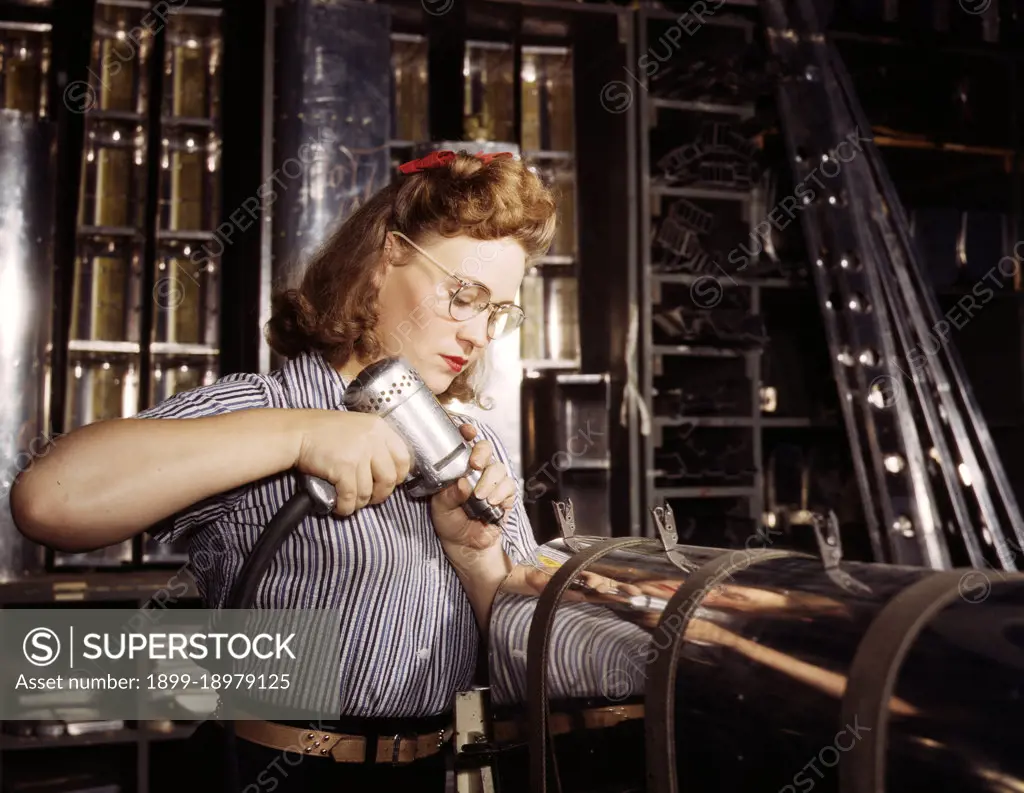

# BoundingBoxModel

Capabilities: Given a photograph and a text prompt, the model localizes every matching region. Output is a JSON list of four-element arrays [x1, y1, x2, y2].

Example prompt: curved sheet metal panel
[[489, 538, 722, 706], [487, 533, 1024, 793], [0, 110, 55, 580]]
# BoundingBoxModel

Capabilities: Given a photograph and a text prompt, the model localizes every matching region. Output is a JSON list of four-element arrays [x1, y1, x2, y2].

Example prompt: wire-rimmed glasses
[[390, 230, 526, 340]]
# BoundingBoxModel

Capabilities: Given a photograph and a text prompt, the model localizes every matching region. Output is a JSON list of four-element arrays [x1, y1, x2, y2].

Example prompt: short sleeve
[[456, 414, 540, 568], [135, 373, 272, 420], [134, 373, 273, 543]]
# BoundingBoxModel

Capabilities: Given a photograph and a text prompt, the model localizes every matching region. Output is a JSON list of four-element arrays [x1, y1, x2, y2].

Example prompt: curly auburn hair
[[264, 151, 558, 405]]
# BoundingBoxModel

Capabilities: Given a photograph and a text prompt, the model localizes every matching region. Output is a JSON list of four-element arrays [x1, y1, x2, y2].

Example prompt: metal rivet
[[305, 746, 313, 752], [314, 741, 320, 747], [320, 748, 328, 755], [322, 735, 330, 741], [307, 733, 314, 739]]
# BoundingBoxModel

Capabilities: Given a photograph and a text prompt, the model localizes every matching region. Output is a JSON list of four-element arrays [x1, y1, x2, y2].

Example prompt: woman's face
[[372, 233, 527, 394]]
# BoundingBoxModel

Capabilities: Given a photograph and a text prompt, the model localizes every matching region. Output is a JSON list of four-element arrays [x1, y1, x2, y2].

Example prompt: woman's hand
[[295, 411, 412, 517], [430, 424, 517, 554], [431, 424, 519, 630]]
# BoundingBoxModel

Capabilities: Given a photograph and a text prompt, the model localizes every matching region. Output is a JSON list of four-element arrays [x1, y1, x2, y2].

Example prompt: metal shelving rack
[[636, 6, 765, 537], [55, 0, 224, 570]]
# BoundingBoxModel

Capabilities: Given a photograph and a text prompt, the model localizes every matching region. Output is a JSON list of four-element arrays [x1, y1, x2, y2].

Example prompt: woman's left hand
[[430, 424, 517, 554]]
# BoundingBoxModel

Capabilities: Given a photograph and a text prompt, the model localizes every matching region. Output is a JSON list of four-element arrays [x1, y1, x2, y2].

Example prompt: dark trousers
[[184, 719, 449, 793]]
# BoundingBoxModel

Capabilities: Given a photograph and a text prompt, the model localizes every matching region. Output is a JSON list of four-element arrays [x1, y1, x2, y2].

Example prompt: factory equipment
[[454, 501, 1024, 793], [765, 0, 1024, 572]]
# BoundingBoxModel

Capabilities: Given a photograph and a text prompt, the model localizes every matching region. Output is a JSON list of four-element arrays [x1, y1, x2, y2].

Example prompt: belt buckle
[[386, 728, 449, 765]]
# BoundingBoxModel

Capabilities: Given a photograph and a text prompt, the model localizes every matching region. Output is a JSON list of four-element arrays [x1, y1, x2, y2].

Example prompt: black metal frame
[[38, 0, 98, 439], [218, 0, 274, 376]]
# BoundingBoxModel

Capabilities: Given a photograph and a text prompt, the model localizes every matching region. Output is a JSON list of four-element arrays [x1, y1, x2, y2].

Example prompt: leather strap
[[226, 719, 451, 764], [527, 537, 658, 793], [645, 548, 810, 793], [839, 570, 974, 793], [494, 704, 644, 744]]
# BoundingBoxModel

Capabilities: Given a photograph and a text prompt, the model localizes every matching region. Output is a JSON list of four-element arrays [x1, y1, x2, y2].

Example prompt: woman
[[11, 150, 558, 791]]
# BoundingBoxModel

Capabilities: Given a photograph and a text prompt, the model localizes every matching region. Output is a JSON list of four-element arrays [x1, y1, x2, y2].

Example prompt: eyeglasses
[[389, 231, 526, 340]]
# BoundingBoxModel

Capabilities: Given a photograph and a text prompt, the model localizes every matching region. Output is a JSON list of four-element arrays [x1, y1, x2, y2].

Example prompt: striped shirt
[[488, 592, 652, 706], [487, 537, 676, 707], [135, 349, 540, 718]]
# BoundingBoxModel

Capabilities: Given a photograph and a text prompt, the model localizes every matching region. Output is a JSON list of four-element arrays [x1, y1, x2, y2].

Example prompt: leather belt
[[493, 703, 644, 744], [223, 720, 453, 764]]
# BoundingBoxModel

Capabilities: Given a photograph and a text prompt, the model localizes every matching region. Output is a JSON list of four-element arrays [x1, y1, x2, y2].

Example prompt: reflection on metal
[[518, 269, 581, 368], [543, 274, 579, 362], [522, 140, 579, 370], [552, 499, 581, 551], [65, 354, 138, 427], [0, 112, 54, 579], [91, 3, 151, 115], [154, 8, 222, 396], [520, 47, 574, 155], [159, 131, 218, 232], [0, 23, 50, 118], [142, 7, 222, 565], [70, 234, 143, 343], [158, 10, 221, 235], [485, 518, 1024, 793], [153, 241, 218, 348], [390, 34, 428, 144], [150, 355, 217, 405], [163, 11, 220, 122], [810, 509, 873, 595], [535, 160, 577, 260], [69, 1, 154, 472], [651, 503, 697, 573], [79, 120, 147, 229], [57, 4, 225, 568], [271, 0, 391, 286], [651, 503, 676, 549], [464, 41, 514, 144], [519, 271, 545, 362]]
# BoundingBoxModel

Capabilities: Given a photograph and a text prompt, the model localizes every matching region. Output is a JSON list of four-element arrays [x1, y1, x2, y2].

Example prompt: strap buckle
[[652, 504, 698, 573], [390, 733, 404, 765], [552, 499, 582, 552], [811, 510, 872, 595]]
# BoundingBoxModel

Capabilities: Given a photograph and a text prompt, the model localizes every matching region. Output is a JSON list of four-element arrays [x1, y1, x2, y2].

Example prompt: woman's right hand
[[295, 411, 412, 516]]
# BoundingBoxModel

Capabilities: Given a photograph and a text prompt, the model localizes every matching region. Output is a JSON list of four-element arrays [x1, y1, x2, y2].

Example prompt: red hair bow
[[398, 149, 514, 174]]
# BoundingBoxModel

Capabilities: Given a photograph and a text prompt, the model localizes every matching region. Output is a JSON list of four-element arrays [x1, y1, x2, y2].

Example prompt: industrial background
[[0, 0, 1022, 790]]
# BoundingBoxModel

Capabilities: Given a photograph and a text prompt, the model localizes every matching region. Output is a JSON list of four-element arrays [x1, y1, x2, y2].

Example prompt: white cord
[[620, 303, 651, 437]]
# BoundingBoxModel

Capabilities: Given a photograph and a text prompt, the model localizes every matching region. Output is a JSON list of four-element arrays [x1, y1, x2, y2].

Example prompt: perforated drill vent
[[363, 368, 423, 412]]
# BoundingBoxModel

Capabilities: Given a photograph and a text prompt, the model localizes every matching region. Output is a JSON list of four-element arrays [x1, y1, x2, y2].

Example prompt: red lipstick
[[441, 355, 467, 373]]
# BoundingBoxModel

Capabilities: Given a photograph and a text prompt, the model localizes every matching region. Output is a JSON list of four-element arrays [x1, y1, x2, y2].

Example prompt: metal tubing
[[488, 532, 1024, 793]]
